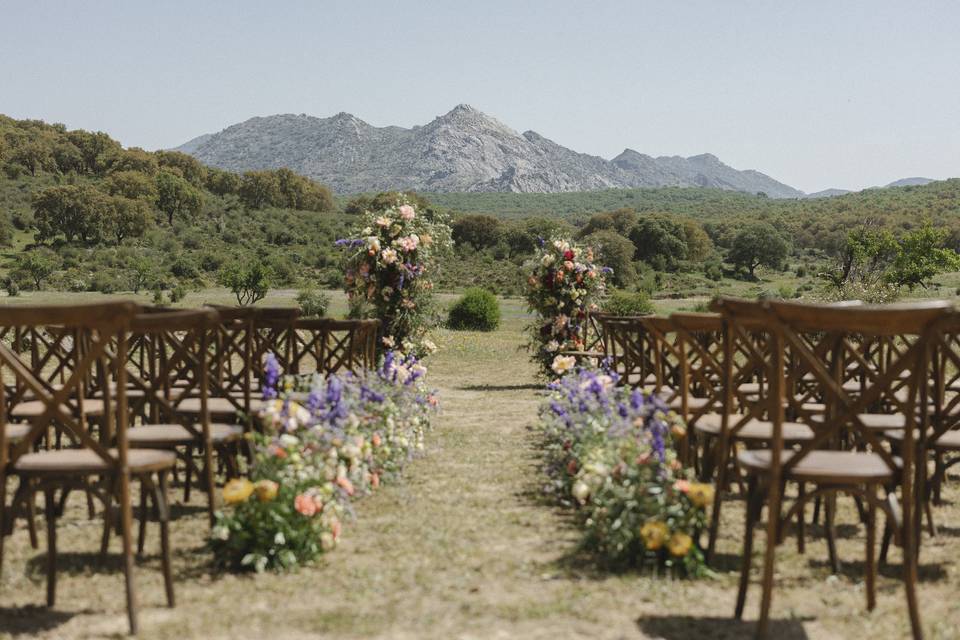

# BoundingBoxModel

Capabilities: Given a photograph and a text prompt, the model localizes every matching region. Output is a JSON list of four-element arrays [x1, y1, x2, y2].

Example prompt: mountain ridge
[[176, 105, 804, 198]]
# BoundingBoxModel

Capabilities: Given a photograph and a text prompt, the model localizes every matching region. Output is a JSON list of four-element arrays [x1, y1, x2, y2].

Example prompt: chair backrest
[[289, 318, 380, 375], [712, 296, 949, 481], [639, 316, 684, 395], [0, 301, 138, 470], [598, 315, 653, 387], [127, 308, 221, 435], [669, 312, 725, 422], [203, 305, 255, 413]]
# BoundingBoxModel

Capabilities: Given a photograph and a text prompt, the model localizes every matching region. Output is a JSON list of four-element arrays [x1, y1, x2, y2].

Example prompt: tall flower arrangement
[[210, 352, 437, 572], [338, 199, 452, 356], [524, 238, 609, 376], [540, 365, 711, 575]]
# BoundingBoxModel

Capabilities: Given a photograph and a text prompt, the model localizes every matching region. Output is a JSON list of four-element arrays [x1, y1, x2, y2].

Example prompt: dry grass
[[1, 298, 960, 639]]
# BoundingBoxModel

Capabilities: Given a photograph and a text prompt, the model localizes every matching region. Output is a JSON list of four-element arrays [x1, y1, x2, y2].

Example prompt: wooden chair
[[289, 318, 381, 375], [0, 301, 176, 635], [124, 308, 235, 526], [598, 315, 655, 388], [712, 296, 949, 640]]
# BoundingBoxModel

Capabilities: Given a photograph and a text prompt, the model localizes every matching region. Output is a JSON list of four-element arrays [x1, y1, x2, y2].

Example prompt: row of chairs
[[0, 302, 379, 634], [599, 299, 960, 639]]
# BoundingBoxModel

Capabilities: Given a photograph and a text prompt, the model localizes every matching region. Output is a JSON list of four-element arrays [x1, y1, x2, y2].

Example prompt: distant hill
[[805, 188, 852, 199], [176, 104, 804, 198], [885, 177, 934, 188]]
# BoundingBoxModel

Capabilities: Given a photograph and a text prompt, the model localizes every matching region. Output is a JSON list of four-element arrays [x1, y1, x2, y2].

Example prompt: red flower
[[563, 250, 574, 260]]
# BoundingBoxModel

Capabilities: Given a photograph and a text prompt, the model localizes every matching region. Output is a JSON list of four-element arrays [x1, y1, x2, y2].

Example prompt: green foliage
[[447, 288, 501, 331], [239, 169, 334, 212], [727, 223, 790, 278], [296, 289, 330, 317], [32, 184, 109, 244], [451, 214, 501, 249], [155, 170, 203, 225], [582, 229, 637, 286], [13, 248, 60, 289], [629, 215, 688, 271], [602, 290, 654, 316], [219, 261, 271, 306]]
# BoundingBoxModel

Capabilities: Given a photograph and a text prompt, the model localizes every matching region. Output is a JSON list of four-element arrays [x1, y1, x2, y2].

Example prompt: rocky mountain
[[805, 188, 852, 199], [176, 104, 804, 197]]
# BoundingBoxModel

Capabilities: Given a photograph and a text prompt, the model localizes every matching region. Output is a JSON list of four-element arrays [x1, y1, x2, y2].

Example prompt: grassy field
[[1, 297, 960, 639]]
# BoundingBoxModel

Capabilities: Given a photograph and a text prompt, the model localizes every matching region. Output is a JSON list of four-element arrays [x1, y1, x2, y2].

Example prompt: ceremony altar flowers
[[210, 352, 437, 572], [524, 238, 609, 377], [337, 199, 452, 357], [539, 365, 711, 575]]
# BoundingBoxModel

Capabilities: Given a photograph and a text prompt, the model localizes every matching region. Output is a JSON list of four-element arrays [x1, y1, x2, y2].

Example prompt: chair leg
[[706, 439, 731, 565], [866, 483, 877, 611], [0, 473, 6, 578], [932, 451, 944, 505], [203, 443, 216, 527], [157, 470, 175, 608], [183, 446, 193, 503], [137, 479, 148, 557], [44, 488, 57, 607], [902, 516, 923, 639], [26, 488, 39, 549], [756, 478, 783, 638], [796, 482, 806, 555], [735, 477, 759, 619], [119, 474, 139, 635], [825, 493, 840, 574]]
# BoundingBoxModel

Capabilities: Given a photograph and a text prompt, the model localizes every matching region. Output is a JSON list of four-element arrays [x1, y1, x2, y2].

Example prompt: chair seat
[[3, 423, 31, 443], [14, 448, 176, 475], [10, 398, 105, 418], [128, 423, 243, 446], [858, 413, 907, 430], [738, 449, 899, 483], [694, 413, 815, 441], [175, 397, 242, 415], [667, 396, 712, 411], [934, 430, 960, 450], [738, 382, 761, 395]]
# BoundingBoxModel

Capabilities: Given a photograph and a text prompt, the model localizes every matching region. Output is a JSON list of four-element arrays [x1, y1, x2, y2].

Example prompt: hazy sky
[[2, 0, 957, 193]]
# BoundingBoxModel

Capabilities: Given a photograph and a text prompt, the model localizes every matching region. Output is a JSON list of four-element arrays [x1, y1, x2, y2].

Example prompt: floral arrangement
[[524, 238, 609, 377], [337, 198, 452, 356], [539, 365, 711, 575], [210, 352, 437, 572]]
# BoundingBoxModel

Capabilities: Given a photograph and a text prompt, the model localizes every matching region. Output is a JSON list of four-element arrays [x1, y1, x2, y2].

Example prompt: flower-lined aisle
[[539, 365, 713, 575], [211, 352, 438, 572]]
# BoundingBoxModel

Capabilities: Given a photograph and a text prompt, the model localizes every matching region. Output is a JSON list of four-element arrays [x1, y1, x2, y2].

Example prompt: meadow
[[1, 294, 959, 639]]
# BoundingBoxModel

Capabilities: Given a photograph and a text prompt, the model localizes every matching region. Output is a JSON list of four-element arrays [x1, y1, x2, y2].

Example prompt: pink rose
[[294, 494, 317, 517], [398, 204, 415, 220]]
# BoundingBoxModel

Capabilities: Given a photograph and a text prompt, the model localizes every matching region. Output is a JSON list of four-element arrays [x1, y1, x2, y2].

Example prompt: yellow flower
[[668, 532, 693, 557], [223, 478, 254, 505], [670, 422, 687, 440], [254, 479, 279, 502], [687, 483, 715, 509], [640, 520, 670, 550]]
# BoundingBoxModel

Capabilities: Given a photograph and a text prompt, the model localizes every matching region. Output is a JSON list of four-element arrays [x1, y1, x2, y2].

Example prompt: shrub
[[296, 289, 330, 317], [219, 261, 271, 306], [4, 276, 20, 297], [603, 290, 654, 316], [447, 288, 501, 331], [169, 283, 187, 303], [704, 260, 723, 281]]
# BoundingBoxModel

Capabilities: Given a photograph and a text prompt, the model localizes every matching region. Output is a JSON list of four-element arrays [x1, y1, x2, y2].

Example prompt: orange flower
[[336, 477, 355, 496], [294, 494, 317, 517]]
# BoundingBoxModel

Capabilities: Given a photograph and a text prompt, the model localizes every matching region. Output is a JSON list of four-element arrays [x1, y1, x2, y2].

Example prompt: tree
[[154, 150, 207, 186], [108, 147, 158, 174], [681, 219, 714, 262], [274, 167, 334, 211], [629, 215, 688, 270], [238, 171, 281, 209], [579, 208, 637, 237], [886, 224, 960, 288], [727, 223, 790, 278], [103, 196, 151, 244], [104, 170, 158, 200], [32, 184, 107, 243], [218, 261, 271, 306], [127, 254, 161, 293], [452, 214, 501, 249], [13, 248, 60, 289], [344, 190, 433, 215], [65, 129, 121, 174], [155, 170, 203, 225], [583, 229, 637, 286], [205, 167, 241, 196], [11, 141, 54, 176]]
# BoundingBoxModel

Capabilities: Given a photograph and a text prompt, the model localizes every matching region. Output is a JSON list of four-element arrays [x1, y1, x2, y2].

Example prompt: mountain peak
[[175, 107, 803, 197]]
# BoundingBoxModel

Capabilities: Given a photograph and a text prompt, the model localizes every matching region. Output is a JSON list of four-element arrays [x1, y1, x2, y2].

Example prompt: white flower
[[279, 434, 300, 447], [422, 339, 437, 353], [274, 531, 286, 546], [541, 253, 555, 267], [551, 355, 576, 375], [375, 216, 391, 227], [366, 236, 381, 251], [394, 365, 411, 384], [381, 248, 398, 264], [382, 336, 395, 348], [571, 480, 590, 503], [546, 340, 560, 353], [362, 226, 373, 234], [398, 204, 416, 220], [212, 525, 230, 541]]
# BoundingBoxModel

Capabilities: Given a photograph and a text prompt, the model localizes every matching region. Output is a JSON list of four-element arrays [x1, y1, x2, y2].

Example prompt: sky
[[1, 0, 958, 193]]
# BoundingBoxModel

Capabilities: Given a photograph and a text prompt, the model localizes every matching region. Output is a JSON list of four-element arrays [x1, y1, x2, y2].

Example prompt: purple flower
[[262, 352, 281, 400]]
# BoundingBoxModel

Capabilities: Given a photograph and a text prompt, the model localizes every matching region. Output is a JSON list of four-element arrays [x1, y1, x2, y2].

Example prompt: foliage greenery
[[447, 287, 501, 331]]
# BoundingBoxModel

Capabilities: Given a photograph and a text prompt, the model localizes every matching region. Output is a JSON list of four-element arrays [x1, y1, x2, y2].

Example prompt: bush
[[447, 288, 500, 331], [169, 283, 187, 303], [4, 276, 20, 297], [603, 290, 654, 316], [296, 289, 330, 317]]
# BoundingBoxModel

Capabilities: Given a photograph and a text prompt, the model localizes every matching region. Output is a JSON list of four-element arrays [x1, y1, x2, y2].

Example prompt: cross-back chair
[[712, 296, 949, 640], [0, 301, 176, 635], [289, 318, 380, 375], [598, 315, 654, 387]]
